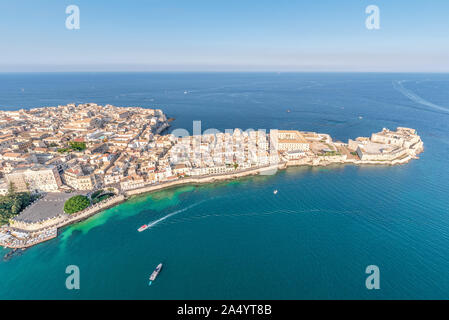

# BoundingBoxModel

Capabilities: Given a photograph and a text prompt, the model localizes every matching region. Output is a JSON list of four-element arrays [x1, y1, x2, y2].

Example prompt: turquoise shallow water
[[0, 73, 448, 299]]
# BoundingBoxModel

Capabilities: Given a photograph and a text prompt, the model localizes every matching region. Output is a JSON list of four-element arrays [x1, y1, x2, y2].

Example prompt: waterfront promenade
[[125, 163, 285, 197]]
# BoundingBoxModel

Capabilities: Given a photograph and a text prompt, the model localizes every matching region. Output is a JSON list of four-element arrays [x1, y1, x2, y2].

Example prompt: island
[[0, 103, 424, 249]]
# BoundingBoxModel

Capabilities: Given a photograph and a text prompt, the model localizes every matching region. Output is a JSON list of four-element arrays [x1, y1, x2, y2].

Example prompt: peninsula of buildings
[[0, 103, 423, 249]]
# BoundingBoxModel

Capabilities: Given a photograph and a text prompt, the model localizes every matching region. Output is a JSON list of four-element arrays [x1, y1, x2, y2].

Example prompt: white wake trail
[[145, 201, 205, 229], [393, 80, 449, 113]]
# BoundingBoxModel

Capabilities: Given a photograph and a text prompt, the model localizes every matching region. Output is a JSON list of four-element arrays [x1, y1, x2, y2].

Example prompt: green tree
[[11, 199, 22, 215], [92, 193, 114, 204], [0, 191, 36, 226], [57, 148, 70, 153], [8, 182, 15, 196], [69, 141, 87, 151], [64, 195, 90, 214], [91, 189, 104, 200]]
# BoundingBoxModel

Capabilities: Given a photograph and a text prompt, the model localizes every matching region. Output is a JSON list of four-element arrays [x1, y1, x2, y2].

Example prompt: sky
[[0, 0, 448, 72]]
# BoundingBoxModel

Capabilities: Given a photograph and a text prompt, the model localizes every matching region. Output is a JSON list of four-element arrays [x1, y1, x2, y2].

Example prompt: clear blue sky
[[0, 0, 448, 72]]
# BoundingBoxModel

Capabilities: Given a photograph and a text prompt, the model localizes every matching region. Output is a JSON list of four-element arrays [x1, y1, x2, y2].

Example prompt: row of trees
[[63, 188, 117, 214], [63, 195, 90, 214], [0, 183, 38, 225]]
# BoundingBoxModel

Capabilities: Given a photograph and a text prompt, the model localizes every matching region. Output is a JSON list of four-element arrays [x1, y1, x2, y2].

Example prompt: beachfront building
[[285, 150, 307, 160], [120, 175, 145, 191], [355, 143, 409, 161], [173, 163, 190, 176], [63, 167, 96, 190], [371, 127, 421, 149], [270, 130, 310, 152], [348, 127, 422, 161]]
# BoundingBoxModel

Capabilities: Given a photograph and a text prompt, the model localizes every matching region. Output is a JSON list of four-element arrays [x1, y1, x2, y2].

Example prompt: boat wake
[[160, 207, 363, 226], [140, 201, 205, 231], [392, 80, 449, 114]]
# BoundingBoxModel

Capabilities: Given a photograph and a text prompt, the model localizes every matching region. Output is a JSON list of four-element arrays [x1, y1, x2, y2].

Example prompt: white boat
[[273, 190, 278, 195], [149, 263, 163, 286]]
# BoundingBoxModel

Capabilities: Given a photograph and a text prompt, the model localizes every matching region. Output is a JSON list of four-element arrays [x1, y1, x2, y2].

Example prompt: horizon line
[[1, 70, 449, 74]]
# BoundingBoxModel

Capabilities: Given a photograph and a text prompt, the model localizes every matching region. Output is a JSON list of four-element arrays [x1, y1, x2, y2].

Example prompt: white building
[[270, 130, 310, 152], [5, 165, 62, 192]]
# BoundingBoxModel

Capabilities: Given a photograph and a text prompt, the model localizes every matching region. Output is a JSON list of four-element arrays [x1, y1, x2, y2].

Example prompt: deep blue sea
[[0, 72, 448, 299]]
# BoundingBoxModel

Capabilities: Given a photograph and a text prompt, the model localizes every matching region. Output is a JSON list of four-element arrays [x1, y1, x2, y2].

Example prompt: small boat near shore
[[273, 189, 278, 195], [149, 263, 163, 286]]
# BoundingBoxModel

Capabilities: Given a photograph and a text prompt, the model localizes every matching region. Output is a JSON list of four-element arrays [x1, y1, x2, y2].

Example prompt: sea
[[0, 72, 448, 299]]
